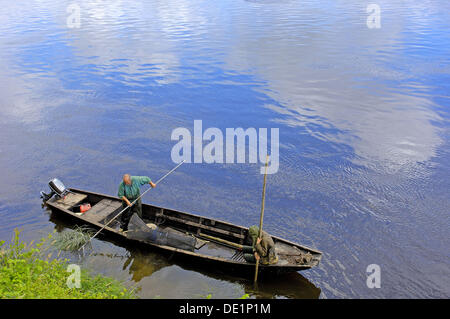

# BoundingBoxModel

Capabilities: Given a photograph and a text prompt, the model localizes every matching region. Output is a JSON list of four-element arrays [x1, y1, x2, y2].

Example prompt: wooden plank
[[275, 242, 303, 256], [157, 213, 245, 240], [54, 193, 88, 210], [83, 199, 122, 223]]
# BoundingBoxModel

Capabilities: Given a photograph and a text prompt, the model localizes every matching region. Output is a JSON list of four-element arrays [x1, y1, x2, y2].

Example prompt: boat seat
[[275, 242, 304, 255], [155, 212, 245, 241], [82, 199, 122, 224], [54, 192, 88, 210]]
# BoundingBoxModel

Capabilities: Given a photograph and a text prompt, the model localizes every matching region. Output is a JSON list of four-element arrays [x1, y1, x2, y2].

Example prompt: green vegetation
[[0, 229, 136, 299], [52, 226, 94, 251]]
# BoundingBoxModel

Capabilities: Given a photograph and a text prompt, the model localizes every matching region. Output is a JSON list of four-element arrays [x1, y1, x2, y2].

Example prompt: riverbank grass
[[0, 230, 136, 299]]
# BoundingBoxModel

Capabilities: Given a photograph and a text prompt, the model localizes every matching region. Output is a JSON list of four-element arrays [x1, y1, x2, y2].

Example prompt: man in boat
[[242, 225, 278, 265], [118, 174, 156, 231]]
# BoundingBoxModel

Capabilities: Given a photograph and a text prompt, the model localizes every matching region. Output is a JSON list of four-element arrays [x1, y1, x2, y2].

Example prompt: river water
[[0, 0, 449, 298]]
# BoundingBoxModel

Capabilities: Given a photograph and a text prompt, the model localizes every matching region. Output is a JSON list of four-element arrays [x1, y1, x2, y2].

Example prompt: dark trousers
[[120, 198, 142, 231], [242, 245, 256, 263]]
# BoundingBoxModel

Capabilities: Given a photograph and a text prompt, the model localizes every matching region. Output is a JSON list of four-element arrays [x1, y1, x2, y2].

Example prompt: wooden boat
[[42, 186, 322, 277]]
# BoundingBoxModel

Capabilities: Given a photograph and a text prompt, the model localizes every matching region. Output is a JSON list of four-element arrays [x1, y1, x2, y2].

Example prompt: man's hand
[[122, 196, 132, 207], [254, 252, 260, 262], [150, 181, 156, 188], [256, 237, 262, 245]]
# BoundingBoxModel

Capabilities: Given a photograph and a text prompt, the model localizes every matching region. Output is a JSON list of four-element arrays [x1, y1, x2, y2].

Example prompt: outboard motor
[[40, 178, 69, 201]]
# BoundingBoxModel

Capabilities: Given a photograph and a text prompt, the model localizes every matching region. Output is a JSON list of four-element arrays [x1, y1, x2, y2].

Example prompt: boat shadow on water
[[48, 209, 321, 299]]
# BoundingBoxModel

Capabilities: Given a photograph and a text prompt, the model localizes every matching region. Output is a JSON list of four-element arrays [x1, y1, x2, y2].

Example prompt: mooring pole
[[254, 155, 269, 284]]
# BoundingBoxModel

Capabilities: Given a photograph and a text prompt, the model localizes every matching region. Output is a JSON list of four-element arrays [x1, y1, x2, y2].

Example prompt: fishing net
[[127, 214, 196, 252]]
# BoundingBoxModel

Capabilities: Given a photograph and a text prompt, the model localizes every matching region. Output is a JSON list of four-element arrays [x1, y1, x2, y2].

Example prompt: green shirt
[[118, 176, 152, 200]]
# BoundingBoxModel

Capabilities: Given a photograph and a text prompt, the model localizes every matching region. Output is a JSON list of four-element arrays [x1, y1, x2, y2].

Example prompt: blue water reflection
[[0, 0, 449, 298]]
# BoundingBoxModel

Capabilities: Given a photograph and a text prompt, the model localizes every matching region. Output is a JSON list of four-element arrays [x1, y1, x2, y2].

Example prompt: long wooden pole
[[254, 155, 269, 284], [198, 233, 243, 250]]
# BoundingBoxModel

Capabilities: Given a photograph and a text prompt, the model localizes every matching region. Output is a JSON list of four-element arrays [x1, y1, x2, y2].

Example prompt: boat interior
[[49, 189, 319, 267]]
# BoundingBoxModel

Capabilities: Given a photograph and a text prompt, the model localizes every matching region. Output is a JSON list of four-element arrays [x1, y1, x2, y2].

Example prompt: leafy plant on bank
[[0, 229, 136, 299]]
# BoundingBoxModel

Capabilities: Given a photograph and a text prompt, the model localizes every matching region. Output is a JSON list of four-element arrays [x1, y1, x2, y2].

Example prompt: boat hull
[[44, 188, 322, 277]]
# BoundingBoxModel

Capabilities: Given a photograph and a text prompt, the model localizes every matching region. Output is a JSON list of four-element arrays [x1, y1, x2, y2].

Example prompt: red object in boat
[[79, 203, 91, 213]]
